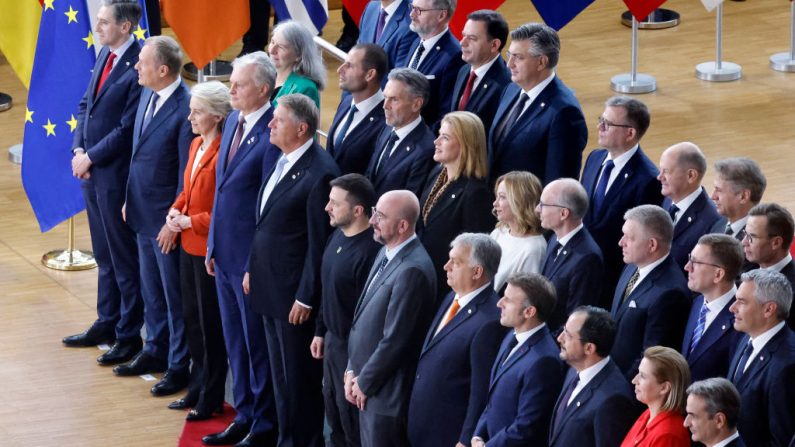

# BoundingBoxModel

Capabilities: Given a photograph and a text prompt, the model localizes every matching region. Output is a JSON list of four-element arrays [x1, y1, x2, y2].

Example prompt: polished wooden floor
[[0, 0, 793, 444]]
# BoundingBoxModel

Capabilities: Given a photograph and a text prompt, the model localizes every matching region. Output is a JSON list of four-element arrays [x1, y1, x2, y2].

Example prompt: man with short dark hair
[[685, 378, 746, 447], [472, 272, 563, 447]]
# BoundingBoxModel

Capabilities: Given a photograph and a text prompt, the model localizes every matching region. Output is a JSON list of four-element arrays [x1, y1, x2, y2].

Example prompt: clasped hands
[[71, 150, 92, 179], [344, 371, 368, 410]]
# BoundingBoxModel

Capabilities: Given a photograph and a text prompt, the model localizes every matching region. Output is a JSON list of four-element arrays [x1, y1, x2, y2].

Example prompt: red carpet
[[177, 403, 237, 447]]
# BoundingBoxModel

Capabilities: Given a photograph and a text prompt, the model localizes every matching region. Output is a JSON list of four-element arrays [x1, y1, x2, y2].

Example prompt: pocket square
[[425, 75, 436, 80], [628, 300, 637, 308]]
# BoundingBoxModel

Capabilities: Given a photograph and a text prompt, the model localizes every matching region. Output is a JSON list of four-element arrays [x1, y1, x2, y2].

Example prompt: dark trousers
[[359, 409, 410, 447], [262, 316, 324, 447], [81, 182, 143, 340], [144, 0, 161, 35], [324, 332, 360, 447], [180, 248, 227, 411], [242, 0, 271, 53]]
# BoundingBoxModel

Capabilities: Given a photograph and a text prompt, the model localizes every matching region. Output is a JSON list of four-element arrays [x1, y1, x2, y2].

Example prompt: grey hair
[[624, 205, 674, 249], [272, 20, 327, 90], [232, 51, 277, 93], [190, 81, 232, 119], [450, 233, 502, 281], [277, 93, 319, 137], [740, 269, 792, 320], [714, 157, 767, 204], [671, 142, 707, 180], [144, 36, 183, 78], [686, 378, 741, 429], [387, 68, 430, 106], [101, 0, 142, 28], [510, 22, 560, 69], [431, 0, 457, 19], [605, 96, 651, 139], [548, 178, 589, 221]]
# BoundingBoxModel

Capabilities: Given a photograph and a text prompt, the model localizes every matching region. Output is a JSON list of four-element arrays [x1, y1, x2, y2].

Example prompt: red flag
[[622, 0, 668, 22], [343, 0, 370, 26], [449, 0, 506, 39]]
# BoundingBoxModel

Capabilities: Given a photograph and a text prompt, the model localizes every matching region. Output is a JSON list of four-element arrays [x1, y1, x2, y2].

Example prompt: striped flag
[[530, 0, 595, 30], [700, 0, 724, 11], [272, 0, 329, 35], [623, 0, 668, 22]]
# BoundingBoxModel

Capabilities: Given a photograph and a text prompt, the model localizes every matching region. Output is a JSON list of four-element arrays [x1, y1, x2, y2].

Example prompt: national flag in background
[[623, 0, 668, 22], [0, 0, 43, 88], [86, 0, 151, 54], [530, 0, 595, 30], [699, 0, 724, 12], [449, 0, 506, 39], [22, 0, 97, 232], [271, 0, 329, 36], [342, 0, 369, 28]]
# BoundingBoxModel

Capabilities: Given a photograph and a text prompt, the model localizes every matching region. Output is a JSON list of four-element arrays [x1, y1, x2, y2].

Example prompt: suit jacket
[[709, 218, 759, 276], [610, 257, 691, 379], [681, 294, 742, 381], [207, 107, 280, 274], [347, 238, 437, 416], [126, 83, 194, 237], [248, 142, 340, 318], [549, 360, 640, 447], [488, 77, 587, 185], [404, 30, 465, 127], [664, 188, 723, 270], [407, 287, 506, 447], [450, 58, 512, 133], [541, 227, 605, 331], [358, 0, 414, 70], [474, 326, 564, 447], [73, 44, 142, 189], [726, 437, 747, 447], [778, 260, 795, 329], [729, 327, 795, 447], [272, 71, 320, 107], [325, 94, 386, 175], [171, 135, 220, 257], [365, 121, 435, 198]]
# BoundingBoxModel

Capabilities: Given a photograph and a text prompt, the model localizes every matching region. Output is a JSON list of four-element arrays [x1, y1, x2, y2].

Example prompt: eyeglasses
[[371, 207, 388, 222], [597, 116, 634, 131], [742, 231, 771, 244], [687, 254, 723, 269], [538, 202, 568, 210], [409, 4, 445, 15], [559, 328, 584, 342], [505, 50, 541, 62]]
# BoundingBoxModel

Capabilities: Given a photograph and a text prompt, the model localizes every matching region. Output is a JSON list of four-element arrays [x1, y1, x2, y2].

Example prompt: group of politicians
[[59, 0, 795, 446]]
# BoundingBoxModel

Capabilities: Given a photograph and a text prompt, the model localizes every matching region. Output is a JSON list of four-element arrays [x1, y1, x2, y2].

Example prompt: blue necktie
[[140, 92, 159, 135], [332, 104, 358, 151], [259, 156, 289, 214], [732, 339, 754, 383], [668, 204, 680, 223], [374, 131, 399, 177], [410, 42, 425, 70], [366, 256, 389, 294], [494, 93, 529, 144], [552, 374, 580, 433], [689, 301, 709, 354], [592, 159, 615, 213]]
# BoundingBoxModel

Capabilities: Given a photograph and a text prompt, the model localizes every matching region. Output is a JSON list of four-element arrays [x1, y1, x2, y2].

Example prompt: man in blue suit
[[550, 306, 640, 447], [115, 36, 194, 398], [358, 0, 413, 70], [488, 22, 587, 186], [538, 179, 604, 331], [728, 269, 795, 447], [408, 233, 506, 447], [610, 205, 691, 379], [201, 52, 279, 447], [327, 44, 387, 175], [682, 234, 744, 381], [365, 68, 435, 198], [472, 273, 564, 447], [685, 378, 747, 447], [64, 1, 144, 365], [659, 142, 723, 270], [451, 10, 511, 134], [581, 96, 663, 309], [246, 94, 341, 447], [402, 0, 465, 126]]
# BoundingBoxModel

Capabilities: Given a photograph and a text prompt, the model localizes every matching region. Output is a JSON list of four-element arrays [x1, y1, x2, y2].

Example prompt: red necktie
[[96, 52, 117, 95], [457, 71, 477, 110]]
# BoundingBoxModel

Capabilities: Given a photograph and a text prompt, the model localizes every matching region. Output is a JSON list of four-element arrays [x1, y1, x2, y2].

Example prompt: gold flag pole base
[[41, 217, 97, 271]]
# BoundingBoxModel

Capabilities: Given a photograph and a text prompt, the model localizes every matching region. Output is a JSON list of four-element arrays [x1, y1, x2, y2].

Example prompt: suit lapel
[[615, 268, 654, 321], [186, 137, 220, 196], [379, 1, 407, 44], [503, 79, 557, 141], [380, 125, 421, 175], [352, 244, 412, 321], [138, 85, 183, 146], [423, 178, 466, 227], [490, 327, 548, 389], [688, 300, 736, 363], [734, 329, 785, 391], [327, 96, 351, 152], [216, 110, 240, 183], [257, 144, 314, 223], [95, 43, 139, 103], [672, 189, 708, 239]]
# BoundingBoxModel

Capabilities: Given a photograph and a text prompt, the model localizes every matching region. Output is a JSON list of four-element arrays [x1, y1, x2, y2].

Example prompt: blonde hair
[[643, 346, 691, 414], [440, 111, 488, 180], [494, 171, 543, 235]]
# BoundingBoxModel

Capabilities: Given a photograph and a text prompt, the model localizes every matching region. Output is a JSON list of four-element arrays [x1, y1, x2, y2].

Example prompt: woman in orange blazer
[[165, 81, 231, 420]]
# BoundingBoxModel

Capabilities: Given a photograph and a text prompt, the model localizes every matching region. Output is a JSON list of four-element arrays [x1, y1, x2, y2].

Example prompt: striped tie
[[689, 301, 709, 354]]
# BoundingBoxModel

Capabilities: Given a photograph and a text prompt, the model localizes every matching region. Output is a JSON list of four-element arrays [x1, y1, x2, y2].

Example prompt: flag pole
[[696, 3, 741, 81], [0, 93, 22, 165], [770, 0, 795, 72], [182, 59, 233, 82], [611, 17, 656, 94], [41, 216, 97, 271], [621, 8, 680, 30], [0, 92, 10, 112]]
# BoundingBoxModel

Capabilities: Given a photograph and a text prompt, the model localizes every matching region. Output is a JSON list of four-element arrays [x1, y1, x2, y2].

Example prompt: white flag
[[700, 0, 725, 12]]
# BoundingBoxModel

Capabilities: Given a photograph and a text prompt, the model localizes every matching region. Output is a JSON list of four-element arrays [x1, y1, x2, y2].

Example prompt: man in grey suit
[[346, 189, 437, 446]]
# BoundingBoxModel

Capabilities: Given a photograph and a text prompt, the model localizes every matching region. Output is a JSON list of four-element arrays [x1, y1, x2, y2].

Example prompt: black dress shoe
[[234, 431, 277, 447], [113, 352, 167, 376], [62, 323, 115, 347], [150, 369, 189, 396], [168, 396, 197, 410], [202, 421, 251, 446], [185, 405, 224, 421], [97, 337, 142, 366]]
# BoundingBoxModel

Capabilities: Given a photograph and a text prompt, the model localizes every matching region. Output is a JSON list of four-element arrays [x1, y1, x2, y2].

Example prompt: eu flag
[[531, 0, 595, 30]]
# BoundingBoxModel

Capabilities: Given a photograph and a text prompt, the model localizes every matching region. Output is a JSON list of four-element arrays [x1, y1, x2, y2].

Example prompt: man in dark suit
[[581, 96, 663, 309], [488, 22, 587, 185], [682, 234, 744, 381], [346, 190, 437, 446], [402, 0, 464, 126], [244, 94, 340, 447], [685, 378, 747, 447], [64, 1, 144, 365], [472, 273, 564, 447], [358, 0, 413, 70], [538, 179, 604, 331], [728, 269, 795, 447], [743, 203, 795, 328], [327, 44, 387, 175], [365, 68, 435, 198], [450, 10, 511, 133], [610, 205, 691, 379], [659, 142, 723, 270], [550, 306, 640, 447], [115, 36, 194, 398], [201, 52, 279, 447], [408, 233, 506, 447]]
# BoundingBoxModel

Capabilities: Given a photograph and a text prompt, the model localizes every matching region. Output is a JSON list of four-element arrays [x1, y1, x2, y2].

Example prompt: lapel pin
[[436, 46, 441, 50], [336, 246, 342, 254], [540, 102, 546, 108], [576, 402, 581, 407], [562, 250, 567, 256], [467, 309, 472, 314], [760, 356, 764, 361], [291, 174, 296, 179], [451, 194, 456, 199], [687, 217, 692, 223], [369, 117, 374, 122], [125, 61, 130, 66], [406, 146, 410, 152], [483, 84, 488, 89], [721, 325, 726, 330], [624, 173, 629, 179]]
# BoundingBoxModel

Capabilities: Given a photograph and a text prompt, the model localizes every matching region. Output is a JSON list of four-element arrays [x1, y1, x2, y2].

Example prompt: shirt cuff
[[296, 300, 312, 309]]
